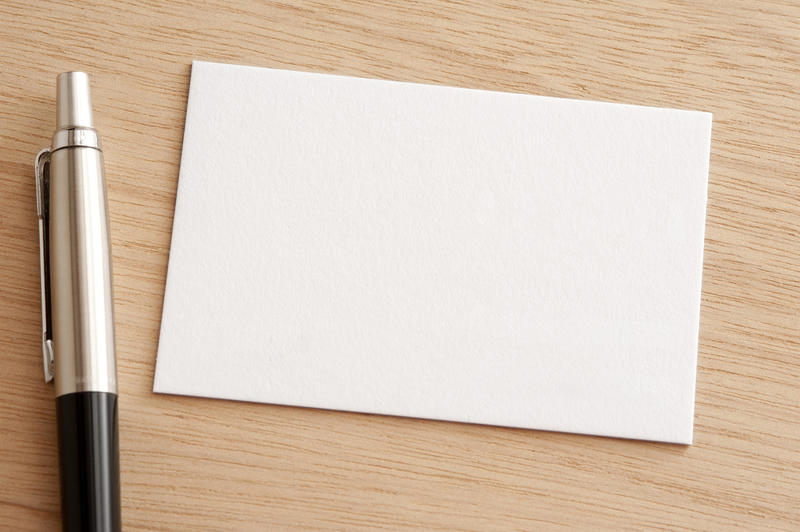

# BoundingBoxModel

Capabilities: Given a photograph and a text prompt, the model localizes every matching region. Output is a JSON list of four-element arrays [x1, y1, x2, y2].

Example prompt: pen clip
[[35, 148, 55, 383]]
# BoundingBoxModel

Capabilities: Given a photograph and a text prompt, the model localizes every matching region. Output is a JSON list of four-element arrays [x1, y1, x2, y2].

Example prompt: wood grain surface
[[1, 1, 798, 530]]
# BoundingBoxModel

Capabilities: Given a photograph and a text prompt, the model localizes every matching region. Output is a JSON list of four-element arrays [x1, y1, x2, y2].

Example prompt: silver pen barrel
[[48, 72, 117, 397], [37, 72, 122, 531]]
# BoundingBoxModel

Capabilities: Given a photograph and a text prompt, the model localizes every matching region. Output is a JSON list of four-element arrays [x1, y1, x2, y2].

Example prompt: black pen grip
[[56, 392, 121, 532]]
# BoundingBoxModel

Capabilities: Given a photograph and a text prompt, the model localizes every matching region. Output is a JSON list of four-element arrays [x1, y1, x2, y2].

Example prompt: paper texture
[[155, 60, 711, 444]]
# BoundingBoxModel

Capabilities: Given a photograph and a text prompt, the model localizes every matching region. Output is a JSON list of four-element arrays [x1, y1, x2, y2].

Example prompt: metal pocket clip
[[35, 147, 55, 383]]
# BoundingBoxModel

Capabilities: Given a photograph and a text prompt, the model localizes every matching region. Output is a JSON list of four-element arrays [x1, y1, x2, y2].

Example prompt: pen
[[35, 72, 121, 532]]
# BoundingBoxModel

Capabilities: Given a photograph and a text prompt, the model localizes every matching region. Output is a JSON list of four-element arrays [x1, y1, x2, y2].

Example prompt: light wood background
[[1, 1, 798, 530]]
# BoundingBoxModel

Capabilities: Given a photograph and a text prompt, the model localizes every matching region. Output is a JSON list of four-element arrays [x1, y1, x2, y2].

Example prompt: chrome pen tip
[[56, 71, 94, 129]]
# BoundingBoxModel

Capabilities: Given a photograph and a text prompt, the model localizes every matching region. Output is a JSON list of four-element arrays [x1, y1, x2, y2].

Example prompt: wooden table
[[1, 1, 798, 529]]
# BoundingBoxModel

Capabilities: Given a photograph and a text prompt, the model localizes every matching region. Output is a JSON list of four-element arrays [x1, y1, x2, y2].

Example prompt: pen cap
[[56, 72, 94, 129]]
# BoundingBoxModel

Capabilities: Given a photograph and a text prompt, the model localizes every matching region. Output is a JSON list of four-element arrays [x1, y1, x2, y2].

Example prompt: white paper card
[[155, 61, 711, 444]]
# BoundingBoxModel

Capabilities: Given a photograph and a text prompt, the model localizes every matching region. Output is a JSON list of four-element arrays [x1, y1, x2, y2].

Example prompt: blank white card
[[155, 61, 711, 444]]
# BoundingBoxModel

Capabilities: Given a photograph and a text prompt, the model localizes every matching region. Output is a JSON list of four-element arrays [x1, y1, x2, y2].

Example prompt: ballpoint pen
[[35, 72, 121, 532]]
